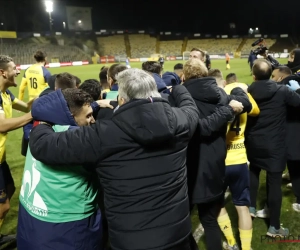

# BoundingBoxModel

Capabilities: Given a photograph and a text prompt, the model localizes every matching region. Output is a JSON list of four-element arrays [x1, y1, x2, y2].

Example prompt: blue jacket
[[31, 89, 77, 127], [152, 73, 169, 94], [24, 90, 100, 140], [248, 52, 257, 65], [162, 72, 181, 87]]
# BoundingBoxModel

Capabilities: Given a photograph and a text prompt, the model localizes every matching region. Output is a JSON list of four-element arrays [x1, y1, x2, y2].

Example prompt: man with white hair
[[28, 68, 200, 250]]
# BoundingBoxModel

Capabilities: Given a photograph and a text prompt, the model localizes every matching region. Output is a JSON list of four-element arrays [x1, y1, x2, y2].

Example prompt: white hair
[[116, 68, 161, 102]]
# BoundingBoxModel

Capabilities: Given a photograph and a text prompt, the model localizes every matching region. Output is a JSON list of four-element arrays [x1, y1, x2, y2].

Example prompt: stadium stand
[[97, 35, 127, 57], [0, 42, 90, 65], [240, 38, 276, 55], [1, 33, 297, 65], [269, 38, 295, 53], [129, 34, 156, 58], [159, 40, 183, 56], [186, 38, 242, 54]]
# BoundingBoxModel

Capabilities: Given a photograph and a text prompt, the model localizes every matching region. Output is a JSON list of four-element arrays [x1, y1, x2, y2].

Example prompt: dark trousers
[[287, 160, 300, 204], [17, 204, 102, 250], [249, 165, 282, 229], [190, 198, 223, 250], [250, 63, 253, 72], [110, 236, 192, 250], [98, 186, 109, 249]]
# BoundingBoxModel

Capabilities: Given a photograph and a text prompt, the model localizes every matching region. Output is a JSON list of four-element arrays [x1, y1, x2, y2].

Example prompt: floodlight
[[45, 1, 53, 13]]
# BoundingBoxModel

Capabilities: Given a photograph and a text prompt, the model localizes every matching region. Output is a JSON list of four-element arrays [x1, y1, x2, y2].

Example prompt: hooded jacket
[[28, 85, 199, 250], [162, 72, 181, 87], [287, 49, 300, 74], [184, 77, 251, 203], [246, 80, 300, 171], [279, 75, 300, 160], [152, 73, 170, 94], [21, 89, 98, 222]]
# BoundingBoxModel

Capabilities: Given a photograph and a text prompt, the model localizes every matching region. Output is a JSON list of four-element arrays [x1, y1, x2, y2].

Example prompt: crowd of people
[[0, 47, 300, 250]]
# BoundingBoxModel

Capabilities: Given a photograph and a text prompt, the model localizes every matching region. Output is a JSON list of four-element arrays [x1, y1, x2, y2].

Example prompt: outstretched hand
[[96, 99, 114, 109]]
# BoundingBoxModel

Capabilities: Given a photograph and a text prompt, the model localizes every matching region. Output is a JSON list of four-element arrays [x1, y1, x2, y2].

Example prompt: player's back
[[224, 83, 249, 165], [24, 64, 50, 100]]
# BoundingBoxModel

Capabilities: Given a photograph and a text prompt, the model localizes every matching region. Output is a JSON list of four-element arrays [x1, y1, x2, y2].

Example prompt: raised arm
[[0, 110, 32, 133], [12, 98, 35, 113], [170, 85, 199, 138], [29, 123, 102, 166], [225, 87, 252, 113], [284, 85, 300, 107], [198, 105, 234, 136]]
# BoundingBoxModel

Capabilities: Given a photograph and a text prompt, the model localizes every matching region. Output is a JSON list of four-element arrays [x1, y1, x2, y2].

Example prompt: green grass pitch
[[2, 58, 300, 250]]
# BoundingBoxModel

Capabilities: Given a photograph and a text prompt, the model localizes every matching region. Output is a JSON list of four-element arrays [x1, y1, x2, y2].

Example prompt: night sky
[[0, 0, 299, 34]]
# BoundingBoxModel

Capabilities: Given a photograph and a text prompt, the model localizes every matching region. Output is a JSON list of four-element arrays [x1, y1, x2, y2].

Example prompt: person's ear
[[222, 80, 226, 88], [108, 77, 113, 86], [71, 113, 76, 122], [0, 69, 7, 78], [118, 97, 126, 106]]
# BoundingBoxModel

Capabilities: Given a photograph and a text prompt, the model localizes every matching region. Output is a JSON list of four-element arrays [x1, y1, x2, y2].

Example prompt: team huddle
[[0, 48, 300, 250]]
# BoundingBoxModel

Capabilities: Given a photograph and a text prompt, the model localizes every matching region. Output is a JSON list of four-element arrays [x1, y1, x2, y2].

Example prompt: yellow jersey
[[0, 90, 19, 163], [224, 83, 260, 165], [18, 64, 51, 101]]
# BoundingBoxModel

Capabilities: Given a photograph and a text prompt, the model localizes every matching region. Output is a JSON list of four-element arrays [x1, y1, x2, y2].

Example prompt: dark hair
[[62, 88, 94, 116], [55, 72, 77, 90], [142, 61, 162, 74], [79, 79, 101, 101], [0, 55, 13, 70], [252, 59, 272, 80], [74, 76, 81, 87], [108, 64, 127, 83], [226, 73, 237, 83], [174, 63, 183, 70], [190, 48, 206, 58], [99, 66, 109, 84], [208, 68, 223, 78], [34, 51, 47, 62], [275, 66, 292, 76]]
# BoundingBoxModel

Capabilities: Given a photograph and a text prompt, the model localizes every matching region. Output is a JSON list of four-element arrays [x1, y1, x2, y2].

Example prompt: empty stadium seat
[[186, 39, 242, 54], [97, 35, 127, 57], [129, 35, 156, 58]]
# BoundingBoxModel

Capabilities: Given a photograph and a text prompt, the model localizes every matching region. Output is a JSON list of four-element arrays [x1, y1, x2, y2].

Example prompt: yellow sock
[[217, 213, 236, 246], [239, 228, 252, 250]]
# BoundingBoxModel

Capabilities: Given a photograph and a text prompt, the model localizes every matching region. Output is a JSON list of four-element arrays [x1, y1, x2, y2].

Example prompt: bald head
[[252, 59, 272, 80]]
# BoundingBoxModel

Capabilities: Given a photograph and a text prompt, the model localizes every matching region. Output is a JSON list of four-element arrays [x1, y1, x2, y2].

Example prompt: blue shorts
[[224, 163, 250, 206], [0, 161, 14, 203], [17, 203, 103, 250]]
